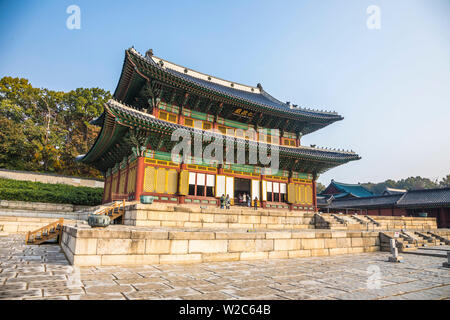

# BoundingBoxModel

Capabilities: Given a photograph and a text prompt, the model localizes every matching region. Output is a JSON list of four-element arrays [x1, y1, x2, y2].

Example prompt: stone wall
[[123, 204, 438, 231], [60, 225, 380, 266], [123, 203, 316, 230], [0, 200, 91, 221], [371, 216, 437, 230], [0, 169, 103, 188]]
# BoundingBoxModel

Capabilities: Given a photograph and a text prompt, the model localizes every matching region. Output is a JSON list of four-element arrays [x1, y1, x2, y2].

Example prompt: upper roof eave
[[116, 48, 344, 124]]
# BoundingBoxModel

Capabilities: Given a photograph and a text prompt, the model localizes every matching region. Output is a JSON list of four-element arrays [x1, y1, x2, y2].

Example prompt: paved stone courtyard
[[0, 234, 449, 300]]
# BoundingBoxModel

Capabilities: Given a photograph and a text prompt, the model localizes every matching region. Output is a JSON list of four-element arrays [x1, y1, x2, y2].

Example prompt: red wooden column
[[123, 163, 129, 200], [102, 176, 109, 204], [288, 177, 295, 211], [135, 157, 145, 201], [115, 168, 121, 199], [260, 175, 267, 209], [152, 102, 159, 117], [178, 163, 188, 204], [312, 179, 318, 212], [108, 175, 113, 203], [295, 131, 302, 147]]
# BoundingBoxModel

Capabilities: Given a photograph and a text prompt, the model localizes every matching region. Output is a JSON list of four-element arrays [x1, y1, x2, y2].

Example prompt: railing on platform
[[92, 199, 125, 223], [25, 218, 64, 245]]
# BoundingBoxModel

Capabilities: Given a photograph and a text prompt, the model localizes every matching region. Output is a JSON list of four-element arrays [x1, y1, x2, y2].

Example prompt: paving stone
[[0, 283, 27, 292], [69, 294, 126, 300], [123, 290, 164, 300], [43, 287, 85, 296], [1, 234, 449, 300], [85, 284, 135, 294], [132, 283, 172, 291], [0, 289, 42, 299]]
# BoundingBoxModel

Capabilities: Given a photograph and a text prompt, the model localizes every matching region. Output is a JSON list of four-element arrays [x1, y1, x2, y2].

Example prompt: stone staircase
[[426, 231, 450, 245], [314, 213, 347, 230], [380, 232, 417, 252], [333, 214, 368, 230], [414, 231, 444, 246], [401, 231, 430, 248]]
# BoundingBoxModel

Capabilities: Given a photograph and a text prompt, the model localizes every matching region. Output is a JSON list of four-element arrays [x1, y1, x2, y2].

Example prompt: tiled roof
[[396, 188, 450, 207], [130, 48, 343, 121], [321, 180, 373, 198], [382, 187, 407, 195], [321, 194, 403, 209]]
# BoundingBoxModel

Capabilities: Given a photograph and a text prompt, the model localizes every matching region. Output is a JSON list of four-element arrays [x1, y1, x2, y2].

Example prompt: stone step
[[399, 247, 418, 252], [402, 249, 447, 258]]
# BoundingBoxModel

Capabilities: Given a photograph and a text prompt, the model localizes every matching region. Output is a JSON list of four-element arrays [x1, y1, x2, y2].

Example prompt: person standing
[[220, 194, 225, 209], [253, 196, 258, 210], [247, 193, 251, 207], [226, 194, 231, 209]]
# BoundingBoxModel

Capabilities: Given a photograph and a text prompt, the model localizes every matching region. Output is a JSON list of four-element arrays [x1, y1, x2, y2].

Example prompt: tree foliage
[[316, 182, 326, 194], [0, 178, 102, 206], [361, 175, 450, 194], [0, 77, 111, 178]]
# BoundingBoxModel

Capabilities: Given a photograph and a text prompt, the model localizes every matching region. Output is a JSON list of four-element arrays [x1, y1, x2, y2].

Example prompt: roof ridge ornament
[[145, 49, 153, 58]]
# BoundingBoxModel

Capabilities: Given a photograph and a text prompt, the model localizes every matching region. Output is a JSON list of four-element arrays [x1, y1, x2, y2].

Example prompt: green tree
[[0, 76, 111, 178], [440, 175, 450, 188], [316, 182, 326, 193]]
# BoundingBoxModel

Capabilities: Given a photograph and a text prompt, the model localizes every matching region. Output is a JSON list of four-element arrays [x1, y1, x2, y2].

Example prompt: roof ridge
[[385, 187, 407, 191], [331, 193, 403, 203], [405, 187, 450, 193], [396, 191, 408, 205], [332, 180, 365, 187]]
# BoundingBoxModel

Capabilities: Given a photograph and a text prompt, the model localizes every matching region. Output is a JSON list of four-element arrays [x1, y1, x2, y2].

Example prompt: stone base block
[[388, 256, 403, 263]]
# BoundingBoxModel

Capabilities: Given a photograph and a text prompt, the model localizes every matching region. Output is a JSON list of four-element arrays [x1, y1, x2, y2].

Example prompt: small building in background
[[319, 180, 374, 200], [318, 187, 450, 228]]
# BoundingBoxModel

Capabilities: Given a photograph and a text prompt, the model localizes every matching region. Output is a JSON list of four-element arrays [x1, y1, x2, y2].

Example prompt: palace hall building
[[78, 48, 360, 210]]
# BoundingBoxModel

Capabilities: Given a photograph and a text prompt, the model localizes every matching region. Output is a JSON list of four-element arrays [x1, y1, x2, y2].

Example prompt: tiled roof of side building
[[321, 194, 403, 209], [321, 180, 374, 198], [396, 187, 450, 207], [104, 99, 360, 162], [129, 48, 343, 121]]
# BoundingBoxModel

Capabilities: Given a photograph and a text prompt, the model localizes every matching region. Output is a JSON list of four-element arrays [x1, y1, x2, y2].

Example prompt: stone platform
[[123, 203, 316, 230], [60, 224, 381, 266], [0, 202, 445, 267], [123, 203, 438, 231], [1, 234, 449, 300]]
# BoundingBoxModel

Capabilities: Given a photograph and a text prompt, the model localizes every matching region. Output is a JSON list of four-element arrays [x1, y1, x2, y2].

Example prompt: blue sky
[[0, 0, 449, 186]]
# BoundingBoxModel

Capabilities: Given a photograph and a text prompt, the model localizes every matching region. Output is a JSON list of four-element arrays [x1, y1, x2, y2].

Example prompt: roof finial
[[257, 83, 263, 90], [145, 49, 153, 58]]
